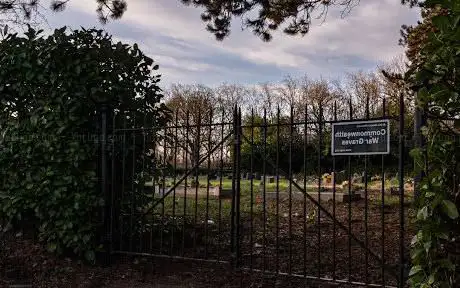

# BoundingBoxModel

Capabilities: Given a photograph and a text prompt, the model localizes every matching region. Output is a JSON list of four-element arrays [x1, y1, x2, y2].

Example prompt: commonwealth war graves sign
[[331, 119, 390, 156]]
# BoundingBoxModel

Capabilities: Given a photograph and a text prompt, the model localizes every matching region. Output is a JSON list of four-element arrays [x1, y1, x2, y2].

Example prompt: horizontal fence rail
[[103, 95, 414, 287]]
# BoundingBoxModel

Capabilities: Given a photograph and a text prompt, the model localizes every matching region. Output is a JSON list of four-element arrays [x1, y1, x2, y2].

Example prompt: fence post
[[398, 93, 406, 287], [230, 107, 236, 265], [99, 103, 112, 265], [230, 106, 242, 268], [235, 108, 242, 268]]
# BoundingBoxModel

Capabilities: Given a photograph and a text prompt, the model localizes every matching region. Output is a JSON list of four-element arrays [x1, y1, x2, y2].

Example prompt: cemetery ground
[[135, 176, 415, 286], [1, 176, 415, 287]]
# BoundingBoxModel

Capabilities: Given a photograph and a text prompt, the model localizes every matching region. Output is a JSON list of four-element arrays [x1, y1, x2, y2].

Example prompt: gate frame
[[101, 94, 409, 287]]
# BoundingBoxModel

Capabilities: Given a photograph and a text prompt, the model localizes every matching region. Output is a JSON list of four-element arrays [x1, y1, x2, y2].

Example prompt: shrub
[[0, 26, 168, 262]]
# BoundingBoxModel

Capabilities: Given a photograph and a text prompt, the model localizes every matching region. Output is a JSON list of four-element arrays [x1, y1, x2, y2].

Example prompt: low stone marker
[[219, 188, 233, 199], [209, 186, 220, 197], [262, 190, 361, 203], [268, 176, 275, 183]]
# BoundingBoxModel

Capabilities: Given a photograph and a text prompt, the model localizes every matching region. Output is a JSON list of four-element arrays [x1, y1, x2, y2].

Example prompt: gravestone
[[371, 175, 382, 182], [332, 171, 344, 184], [268, 176, 275, 183], [219, 188, 233, 199], [352, 173, 362, 184]]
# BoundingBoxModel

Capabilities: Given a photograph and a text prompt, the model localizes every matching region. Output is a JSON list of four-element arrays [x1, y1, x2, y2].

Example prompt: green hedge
[[0, 26, 168, 262]]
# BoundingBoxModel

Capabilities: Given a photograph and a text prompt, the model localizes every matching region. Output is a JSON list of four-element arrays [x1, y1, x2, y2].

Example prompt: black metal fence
[[101, 93, 413, 287]]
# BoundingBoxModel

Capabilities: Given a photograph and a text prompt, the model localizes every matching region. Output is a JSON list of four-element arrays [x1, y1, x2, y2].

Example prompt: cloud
[[42, 0, 420, 86]]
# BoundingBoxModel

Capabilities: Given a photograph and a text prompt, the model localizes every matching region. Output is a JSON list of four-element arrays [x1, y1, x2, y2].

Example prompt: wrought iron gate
[[102, 94, 412, 287]]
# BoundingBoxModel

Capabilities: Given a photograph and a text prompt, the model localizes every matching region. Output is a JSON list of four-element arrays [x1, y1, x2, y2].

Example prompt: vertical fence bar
[[276, 107, 280, 274], [250, 108, 255, 270], [217, 109, 224, 262], [182, 111, 190, 257], [364, 96, 370, 284], [231, 107, 237, 264], [120, 113, 127, 251], [236, 108, 242, 267], [160, 123, 168, 254], [364, 96, 370, 285], [317, 104, 323, 279], [262, 108, 268, 272], [171, 111, 179, 256], [347, 99, 353, 283], [332, 101, 337, 281], [194, 111, 202, 254], [205, 109, 213, 259], [398, 93, 405, 287], [129, 116, 136, 252], [100, 104, 111, 261], [150, 111, 157, 253], [289, 106, 293, 276], [140, 112, 147, 253], [381, 97, 386, 286], [111, 110, 116, 256], [303, 103, 308, 279]]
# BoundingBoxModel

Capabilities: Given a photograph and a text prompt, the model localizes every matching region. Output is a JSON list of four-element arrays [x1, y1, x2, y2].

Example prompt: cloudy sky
[[42, 0, 420, 87]]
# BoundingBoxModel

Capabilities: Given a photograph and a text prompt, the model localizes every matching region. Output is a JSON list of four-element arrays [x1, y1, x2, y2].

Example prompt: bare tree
[[341, 71, 382, 118], [277, 75, 302, 117], [307, 78, 335, 133], [214, 83, 249, 120], [164, 84, 215, 170], [242, 84, 275, 118]]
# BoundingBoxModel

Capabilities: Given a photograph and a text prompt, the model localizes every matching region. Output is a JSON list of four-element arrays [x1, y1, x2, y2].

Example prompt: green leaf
[[30, 115, 38, 126], [84, 250, 95, 263], [417, 206, 429, 220], [424, 191, 435, 198], [409, 265, 423, 277], [441, 200, 459, 219], [47, 242, 57, 252]]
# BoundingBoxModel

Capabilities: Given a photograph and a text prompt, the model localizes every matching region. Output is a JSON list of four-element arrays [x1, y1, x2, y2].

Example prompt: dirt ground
[[1, 188, 414, 288], [1, 231, 344, 288]]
